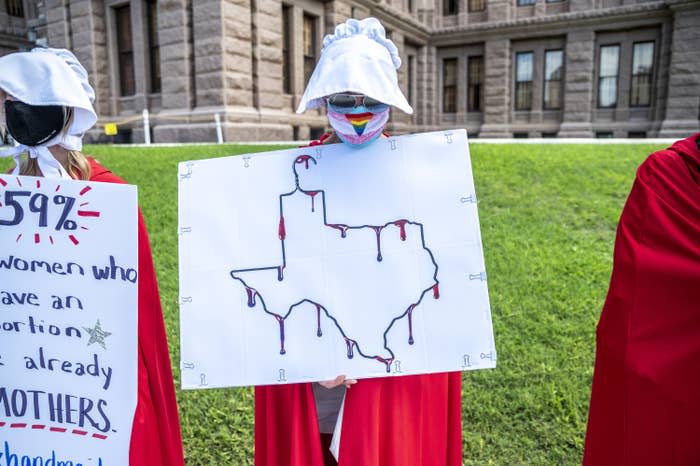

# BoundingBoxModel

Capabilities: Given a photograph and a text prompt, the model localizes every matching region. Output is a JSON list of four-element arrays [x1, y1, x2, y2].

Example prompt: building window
[[468, 0, 486, 11], [407, 55, 415, 107], [515, 52, 533, 110], [443, 0, 458, 15], [146, 0, 161, 94], [282, 5, 292, 94], [596, 131, 613, 138], [517, 0, 536, 6], [6, 0, 24, 17], [598, 44, 619, 108], [303, 14, 317, 86], [115, 5, 135, 97], [630, 41, 654, 107], [467, 56, 483, 112], [443, 58, 457, 113], [408, 0, 414, 12], [543, 49, 563, 110]]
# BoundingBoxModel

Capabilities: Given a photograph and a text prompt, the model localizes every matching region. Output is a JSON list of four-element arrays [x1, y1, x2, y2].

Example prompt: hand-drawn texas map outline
[[229, 154, 441, 373]]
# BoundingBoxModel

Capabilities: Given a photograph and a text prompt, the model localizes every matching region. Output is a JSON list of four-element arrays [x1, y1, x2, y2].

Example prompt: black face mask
[[4, 100, 66, 147]]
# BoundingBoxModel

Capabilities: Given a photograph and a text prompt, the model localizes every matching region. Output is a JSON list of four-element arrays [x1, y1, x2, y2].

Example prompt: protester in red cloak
[[255, 18, 463, 466], [583, 134, 700, 466], [89, 160, 186, 466], [0, 48, 185, 466]]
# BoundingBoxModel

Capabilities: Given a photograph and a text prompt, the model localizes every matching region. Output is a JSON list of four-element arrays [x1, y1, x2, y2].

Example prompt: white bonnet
[[0, 48, 97, 179], [0, 47, 97, 136], [296, 17, 413, 115]]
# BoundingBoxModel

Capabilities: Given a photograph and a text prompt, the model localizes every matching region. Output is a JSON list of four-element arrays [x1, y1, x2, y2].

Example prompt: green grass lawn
[[1, 141, 669, 465]]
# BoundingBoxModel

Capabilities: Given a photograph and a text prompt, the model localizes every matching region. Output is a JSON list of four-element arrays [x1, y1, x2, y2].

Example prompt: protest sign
[[0, 175, 138, 465], [179, 129, 496, 388]]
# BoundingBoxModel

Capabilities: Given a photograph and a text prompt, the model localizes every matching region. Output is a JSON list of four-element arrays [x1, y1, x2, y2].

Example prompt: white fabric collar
[[1, 133, 83, 179]]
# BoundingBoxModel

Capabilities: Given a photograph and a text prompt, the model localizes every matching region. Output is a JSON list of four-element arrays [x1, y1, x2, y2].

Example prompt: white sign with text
[[0, 175, 138, 465]]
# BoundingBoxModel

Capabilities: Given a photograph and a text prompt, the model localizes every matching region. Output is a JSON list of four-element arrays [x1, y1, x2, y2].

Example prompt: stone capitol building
[[0, 0, 698, 142]]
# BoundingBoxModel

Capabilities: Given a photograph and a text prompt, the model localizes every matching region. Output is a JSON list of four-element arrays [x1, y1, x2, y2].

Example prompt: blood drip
[[295, 155, 312, 170], [374, 356, 393, 373], [433, 284, 440, 299], [278, 216, 286, 240], [372, 226, 385, 262], [407, 304, 417, 345], [306, 191, 320, 212], [316, 303, 323, 337], [345, 339, 355, 359], [277, 266, 284, 281], [328, 224, 349, 238], [245, 287, 256, 307], [394, 220, 408, 241], [275, 315, 286, 354]]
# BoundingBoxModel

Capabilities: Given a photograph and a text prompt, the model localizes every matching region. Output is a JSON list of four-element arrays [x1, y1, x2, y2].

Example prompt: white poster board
[[179, 129, 496, 388], [0, 175, 138, 465]]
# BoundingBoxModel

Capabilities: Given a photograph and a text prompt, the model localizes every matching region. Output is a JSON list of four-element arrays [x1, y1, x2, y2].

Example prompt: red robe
[[255, 135, 463, 466], [89, 159, 185, 466], [583, 134, 700, 466]]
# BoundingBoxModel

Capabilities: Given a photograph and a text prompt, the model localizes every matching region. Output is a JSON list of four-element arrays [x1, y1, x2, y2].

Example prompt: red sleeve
[[129, 210, 185, 466], [89, 159, 185, 465], [306, 133, 331, 147]]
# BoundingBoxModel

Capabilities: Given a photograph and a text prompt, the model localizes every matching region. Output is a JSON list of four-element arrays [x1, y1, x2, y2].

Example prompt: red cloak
[[583, 134, 700, 466], [255, 135, 463, 466], [89, 159, 185, 466]]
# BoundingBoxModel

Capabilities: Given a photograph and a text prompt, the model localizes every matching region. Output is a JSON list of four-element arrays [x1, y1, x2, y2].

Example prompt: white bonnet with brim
[[0, 48, 97, 179], [296, 17, 413, 115]]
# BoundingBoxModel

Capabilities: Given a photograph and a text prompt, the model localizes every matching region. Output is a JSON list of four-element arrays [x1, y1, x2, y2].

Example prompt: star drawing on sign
[[83, 319, 112, 350]]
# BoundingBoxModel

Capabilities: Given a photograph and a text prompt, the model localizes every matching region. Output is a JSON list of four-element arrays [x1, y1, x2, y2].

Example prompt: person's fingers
[[344, 378, 358, 388], [319, 374, 346, 389]]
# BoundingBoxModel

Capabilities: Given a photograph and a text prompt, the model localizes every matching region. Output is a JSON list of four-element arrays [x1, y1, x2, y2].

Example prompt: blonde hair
[[10, 104, 92, 180]]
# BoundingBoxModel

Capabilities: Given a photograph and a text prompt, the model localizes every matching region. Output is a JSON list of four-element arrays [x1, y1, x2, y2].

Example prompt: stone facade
[[0, 1, 45, 53], [1, 0, 699, 141]]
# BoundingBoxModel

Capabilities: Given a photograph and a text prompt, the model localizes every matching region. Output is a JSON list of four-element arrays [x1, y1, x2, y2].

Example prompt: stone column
[[324, 0, 351, 34], [417, 44, 438, 128], [650, 17, 672, 134], [253, 0, 293, 140], [291, 5, 304, 106], [159, 0, 196, 111], [479, 38, 510, 138], [66, 0, 110, 116], [658, 2, 700, 138], [45, 0, 72, 50], [486, 0, 510, 22], [193, 0, 258, 141], [153, 0, 197, 142], [558, 29, 594, 138], [253, 0, 283, 111], [193, 0, 252, 109]]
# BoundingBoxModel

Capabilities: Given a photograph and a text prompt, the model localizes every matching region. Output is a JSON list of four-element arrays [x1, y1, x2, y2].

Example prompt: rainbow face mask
[[327, 104, 390, 148]]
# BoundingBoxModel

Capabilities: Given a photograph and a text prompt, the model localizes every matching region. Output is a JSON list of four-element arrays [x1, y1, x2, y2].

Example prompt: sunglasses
[[326, 94, 388, 113]]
